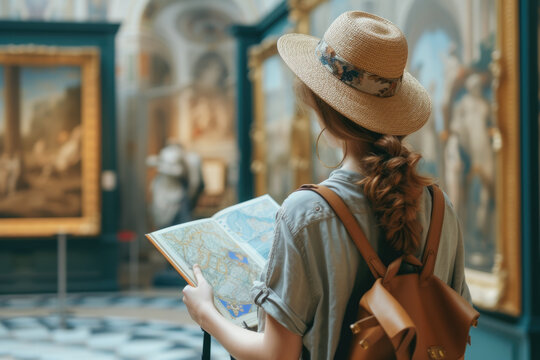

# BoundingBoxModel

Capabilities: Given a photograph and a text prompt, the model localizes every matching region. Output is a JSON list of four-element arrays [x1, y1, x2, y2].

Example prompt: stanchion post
[[129, 233, 139, 290], [202, 329, 211, 360], [57, 233, 67, 328]]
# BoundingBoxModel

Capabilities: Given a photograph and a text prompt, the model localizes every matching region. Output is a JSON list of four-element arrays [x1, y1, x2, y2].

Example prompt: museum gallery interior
[[0, 0, 538, 359]]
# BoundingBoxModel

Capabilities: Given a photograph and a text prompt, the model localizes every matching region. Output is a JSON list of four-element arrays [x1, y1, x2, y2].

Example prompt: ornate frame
[[248, 37, 279, 197], [248, 1, 328, 199], [463, 0, 521, 315], [248, 34, 312, 199], [0, 46, 101, 237], [286, 0, 521, 315], [289, 0, 329, 34]]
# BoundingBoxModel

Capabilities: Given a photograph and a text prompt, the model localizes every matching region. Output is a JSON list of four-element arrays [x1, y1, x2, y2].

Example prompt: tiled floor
[[0, 292, 230, 360]]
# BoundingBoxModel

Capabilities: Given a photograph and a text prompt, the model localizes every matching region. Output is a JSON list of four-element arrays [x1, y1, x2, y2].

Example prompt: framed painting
[[249, 38, 306, 203], [292, 0, 521, 315], [0, 46, 101, 237]]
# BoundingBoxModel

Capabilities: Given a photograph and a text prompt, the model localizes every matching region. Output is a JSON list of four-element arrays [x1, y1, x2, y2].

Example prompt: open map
[[146, 195, 279, 327], [214, 195, 279, 261]]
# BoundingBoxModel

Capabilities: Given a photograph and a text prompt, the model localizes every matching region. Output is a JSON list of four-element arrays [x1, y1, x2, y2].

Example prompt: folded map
[[146, 195, 280, 327]]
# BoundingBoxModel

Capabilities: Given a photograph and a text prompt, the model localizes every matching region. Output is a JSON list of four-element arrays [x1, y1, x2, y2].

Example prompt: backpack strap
[[299, 184, 386, 279], [420, 185, 446, 281]]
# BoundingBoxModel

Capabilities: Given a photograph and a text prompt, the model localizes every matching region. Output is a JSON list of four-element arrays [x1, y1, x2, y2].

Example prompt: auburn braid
[[359, 135, 432, 254], [295, 78, 432, 255]]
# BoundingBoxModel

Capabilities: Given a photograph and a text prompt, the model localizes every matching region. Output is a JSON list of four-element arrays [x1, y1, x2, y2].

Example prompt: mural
[[135, 1, 240, 227], [178, 51, 237, 214]]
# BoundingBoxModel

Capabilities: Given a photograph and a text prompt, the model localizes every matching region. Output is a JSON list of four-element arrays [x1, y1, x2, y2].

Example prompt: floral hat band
[[315, 39, 403, 98]]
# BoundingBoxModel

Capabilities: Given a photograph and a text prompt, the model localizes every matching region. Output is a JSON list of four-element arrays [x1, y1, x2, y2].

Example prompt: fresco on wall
[[132, 0, 242, 230], [0, 66, 82, 218], [187, 52, 234, 151], [181, 52, 236, 209], [143, 51, 236, 221], [176, 8, 233, 44]]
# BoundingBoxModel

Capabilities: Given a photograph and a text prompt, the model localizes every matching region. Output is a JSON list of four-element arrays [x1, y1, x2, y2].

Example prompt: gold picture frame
[[287, 0, 521, 315], [247, 1, 329, 201], [249, 37, 278, 198], [0, 45, 101, 237], [289, 0, 329, 34], [249, 36, 312, 203], [463, 0, 520, 316]]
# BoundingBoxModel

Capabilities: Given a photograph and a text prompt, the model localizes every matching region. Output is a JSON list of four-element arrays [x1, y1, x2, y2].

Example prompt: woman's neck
[[340, 154, 364, 175], [338, 140, 368, 175]]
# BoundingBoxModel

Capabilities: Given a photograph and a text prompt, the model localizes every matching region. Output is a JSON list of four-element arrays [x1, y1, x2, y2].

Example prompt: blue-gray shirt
[[251, 169, 471, 359]]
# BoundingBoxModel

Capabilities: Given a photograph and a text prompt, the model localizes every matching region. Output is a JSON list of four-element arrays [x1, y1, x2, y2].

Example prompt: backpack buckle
[[427, 346, 446, 359], [350, 322, 362, 334]]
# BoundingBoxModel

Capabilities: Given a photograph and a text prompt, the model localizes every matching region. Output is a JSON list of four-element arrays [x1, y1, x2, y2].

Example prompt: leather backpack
[[300, 184, 480, 360]]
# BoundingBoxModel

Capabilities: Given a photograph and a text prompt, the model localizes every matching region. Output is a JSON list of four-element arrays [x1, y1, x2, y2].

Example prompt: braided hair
[[295, 78, 432, 254]]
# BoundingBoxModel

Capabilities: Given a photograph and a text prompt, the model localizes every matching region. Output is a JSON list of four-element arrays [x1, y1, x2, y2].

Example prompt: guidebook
[[146, 195, 280, 328]]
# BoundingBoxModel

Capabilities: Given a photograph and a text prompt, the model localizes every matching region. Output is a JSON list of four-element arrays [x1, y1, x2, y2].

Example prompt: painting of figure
[[0, 65, 83, 218], [173, 51, 237, 216], [402, 2, 497, 273], [180, 52, 235, 161], [303, 0, 499, 273]]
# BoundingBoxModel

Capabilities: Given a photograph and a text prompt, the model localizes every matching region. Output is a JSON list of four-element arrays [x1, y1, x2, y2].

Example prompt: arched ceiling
[[140, 0, 258, 25], [119, 0, 285, 35]]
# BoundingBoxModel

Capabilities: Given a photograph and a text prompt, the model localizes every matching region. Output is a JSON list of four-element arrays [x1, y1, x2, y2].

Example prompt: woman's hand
[[182, 264, 217, 328], [182, 265, 302, 359]]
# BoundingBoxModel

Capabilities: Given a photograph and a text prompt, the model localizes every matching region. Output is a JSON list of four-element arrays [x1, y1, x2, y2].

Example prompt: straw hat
[[278, 11, 431, 136]]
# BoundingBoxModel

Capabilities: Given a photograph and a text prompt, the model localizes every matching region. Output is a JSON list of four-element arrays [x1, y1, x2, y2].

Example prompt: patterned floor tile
[[10, 327, 50, 341], [86, 332, 131, 350], [0, 293, 232, 360], [141, 348, 198, 360], [115, 339, 174, 358], [51, 327, 91, 344]]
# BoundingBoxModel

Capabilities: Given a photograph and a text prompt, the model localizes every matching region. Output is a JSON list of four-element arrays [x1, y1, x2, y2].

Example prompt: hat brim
[[277, 33, 432, 136]]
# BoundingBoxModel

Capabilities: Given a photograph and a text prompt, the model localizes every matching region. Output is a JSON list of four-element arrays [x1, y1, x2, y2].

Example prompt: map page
[[147, 219, 264, 327], [214, 195, 280, 263]]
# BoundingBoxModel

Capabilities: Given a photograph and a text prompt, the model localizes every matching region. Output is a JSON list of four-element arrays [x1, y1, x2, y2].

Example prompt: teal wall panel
[[0, 21, 120, 294], [231, 1, 291, 201], [466, 317, 529, 360]]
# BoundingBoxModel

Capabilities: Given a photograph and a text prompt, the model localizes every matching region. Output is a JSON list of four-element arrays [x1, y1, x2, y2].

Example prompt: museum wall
[[231, 1, 539, 359], [0, 0, 273, 291], [0, 0, 537, 358]]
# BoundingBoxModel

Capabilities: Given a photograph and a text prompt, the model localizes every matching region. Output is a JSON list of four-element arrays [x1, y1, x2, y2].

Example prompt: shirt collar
[[328, 168, 365, 183]]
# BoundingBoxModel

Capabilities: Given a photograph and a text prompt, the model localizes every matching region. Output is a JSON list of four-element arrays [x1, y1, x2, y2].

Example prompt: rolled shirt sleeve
[[250, 208, 317, 336]]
